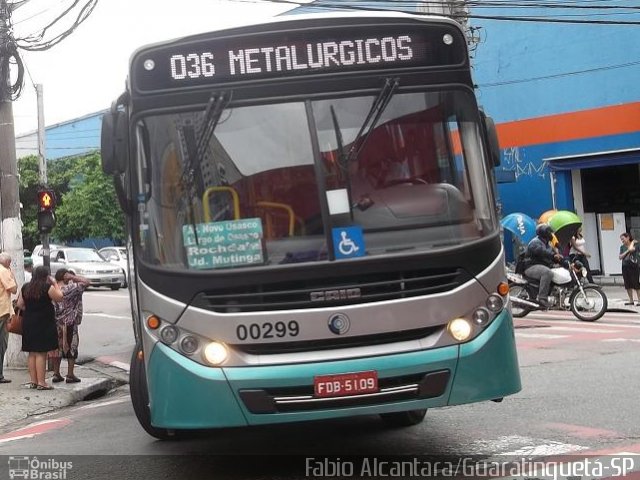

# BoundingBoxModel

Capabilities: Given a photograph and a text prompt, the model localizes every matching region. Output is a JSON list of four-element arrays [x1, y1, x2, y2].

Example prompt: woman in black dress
[[16, 266, 63, 390]]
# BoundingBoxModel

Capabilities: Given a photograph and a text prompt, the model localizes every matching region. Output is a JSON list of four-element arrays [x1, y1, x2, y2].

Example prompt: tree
[[18, 152, 124, 248], [17, 155, 41, 250], [54, 153, 125, 242]]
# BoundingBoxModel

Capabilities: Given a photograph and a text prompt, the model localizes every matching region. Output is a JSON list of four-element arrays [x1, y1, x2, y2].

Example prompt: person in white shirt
[[24, 257, 33, 283], [569, 227, 594, 283]]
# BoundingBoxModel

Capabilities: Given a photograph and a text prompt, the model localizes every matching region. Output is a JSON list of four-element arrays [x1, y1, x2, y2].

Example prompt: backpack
[[514, 251, 528, 274]]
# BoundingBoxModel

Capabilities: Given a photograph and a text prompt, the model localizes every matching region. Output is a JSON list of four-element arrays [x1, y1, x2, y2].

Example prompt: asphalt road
[[77, 288, 135, 364]]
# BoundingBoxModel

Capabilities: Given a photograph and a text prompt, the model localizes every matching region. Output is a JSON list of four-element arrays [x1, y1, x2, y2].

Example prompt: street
[[76, 289, 134, 366], [1, 290, 640, 479]]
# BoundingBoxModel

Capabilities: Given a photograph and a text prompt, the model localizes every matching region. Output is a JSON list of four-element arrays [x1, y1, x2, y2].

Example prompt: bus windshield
[[135, 89, 496, 271]]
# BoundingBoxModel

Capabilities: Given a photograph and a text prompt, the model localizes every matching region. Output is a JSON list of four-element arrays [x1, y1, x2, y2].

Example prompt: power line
[[16, 0, 99, 51], [242, 0, 640, 24], [478, 59, 640, 87], [1, 0, 99, 100]]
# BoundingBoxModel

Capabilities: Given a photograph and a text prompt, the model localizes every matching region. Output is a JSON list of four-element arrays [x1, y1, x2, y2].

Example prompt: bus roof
[[127, 10, 461, 66]]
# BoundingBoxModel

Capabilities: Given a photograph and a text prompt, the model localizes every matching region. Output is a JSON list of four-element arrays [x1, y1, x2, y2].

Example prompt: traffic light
[[37, 188, 57, 233], [37, 210, 56, 233], [37, 188, 56, 211]]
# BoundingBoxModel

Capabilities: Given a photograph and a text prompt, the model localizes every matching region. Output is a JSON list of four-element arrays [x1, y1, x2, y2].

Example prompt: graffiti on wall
[[501, 146, 546, 179]]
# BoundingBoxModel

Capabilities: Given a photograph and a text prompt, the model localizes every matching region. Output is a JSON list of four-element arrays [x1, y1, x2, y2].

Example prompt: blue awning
[[547, 148, 640, 171]]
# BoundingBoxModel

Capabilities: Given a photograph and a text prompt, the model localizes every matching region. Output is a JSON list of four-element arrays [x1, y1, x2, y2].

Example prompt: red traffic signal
[[37, 189, 56, 210]]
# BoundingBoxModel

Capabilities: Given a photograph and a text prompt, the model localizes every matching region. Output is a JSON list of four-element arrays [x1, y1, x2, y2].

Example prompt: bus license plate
[[314, 371, 378, 398]]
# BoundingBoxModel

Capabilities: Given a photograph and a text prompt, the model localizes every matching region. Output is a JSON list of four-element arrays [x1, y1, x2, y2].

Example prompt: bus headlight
[[472, 308, 491, 327], [203, 342, 228, 366], [486, 294, 504, 313], [143, 311, 233, 365], [447, 318, 472, 342], [160, 325, 179, 344], [180, 335, 199, 355]]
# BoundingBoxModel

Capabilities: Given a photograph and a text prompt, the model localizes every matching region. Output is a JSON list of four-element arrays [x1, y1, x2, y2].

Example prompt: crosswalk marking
[[500, 441, 587, 456], [525, 313, 640, 326], [84, 313, 131, 320], [516, 332, 569, 339], [545, 325, 623, 333]]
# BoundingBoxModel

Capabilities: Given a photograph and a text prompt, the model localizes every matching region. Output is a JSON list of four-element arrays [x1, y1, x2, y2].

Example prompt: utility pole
[[36, 83, 51, 268], [0, 0, 27, 367]]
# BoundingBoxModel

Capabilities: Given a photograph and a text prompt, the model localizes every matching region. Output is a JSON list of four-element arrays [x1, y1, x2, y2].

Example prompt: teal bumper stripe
[[147, 344, 248, 429], [448, 310, 522, 405], [146, 311, 521, 429]]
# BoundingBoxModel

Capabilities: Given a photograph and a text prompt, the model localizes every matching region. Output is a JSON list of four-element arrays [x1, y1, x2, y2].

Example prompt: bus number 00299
[[236, 321, 300, 340]]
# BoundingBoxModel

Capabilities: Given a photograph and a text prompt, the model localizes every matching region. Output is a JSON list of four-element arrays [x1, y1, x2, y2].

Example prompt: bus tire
[[130, 346, 179, 440], [379, 409, 427, 427]]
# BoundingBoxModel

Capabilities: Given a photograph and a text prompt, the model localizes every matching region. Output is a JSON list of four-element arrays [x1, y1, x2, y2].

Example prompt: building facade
[[470, 5, 640, 274], [15, 110, 104, 161]]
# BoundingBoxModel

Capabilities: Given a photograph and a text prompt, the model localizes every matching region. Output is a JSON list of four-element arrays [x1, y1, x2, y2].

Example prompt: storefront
[[547, 149, 640, 275]]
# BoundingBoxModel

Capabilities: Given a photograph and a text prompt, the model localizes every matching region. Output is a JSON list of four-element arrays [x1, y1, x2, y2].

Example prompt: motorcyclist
[[523, 223, 564, 308]]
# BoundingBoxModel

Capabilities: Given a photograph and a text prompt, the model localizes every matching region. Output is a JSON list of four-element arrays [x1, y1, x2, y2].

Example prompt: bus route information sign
[[182, 218, 264, 269]]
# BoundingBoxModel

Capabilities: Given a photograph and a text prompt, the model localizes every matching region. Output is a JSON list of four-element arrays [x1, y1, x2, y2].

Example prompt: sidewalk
[[0, 362, 127, 434], [594, 278, 640, 313]]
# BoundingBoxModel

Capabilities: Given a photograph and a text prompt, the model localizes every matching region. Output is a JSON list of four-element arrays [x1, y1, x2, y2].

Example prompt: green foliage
[[17, 156, 41, 250], [18, 153, 125, 249]]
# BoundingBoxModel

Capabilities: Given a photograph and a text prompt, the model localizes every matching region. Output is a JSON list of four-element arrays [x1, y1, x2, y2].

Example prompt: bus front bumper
[[146, 310, 520, 429]]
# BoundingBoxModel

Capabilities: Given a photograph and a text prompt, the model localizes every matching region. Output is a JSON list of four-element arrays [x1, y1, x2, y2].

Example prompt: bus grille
[[231, 326, 440, 355], [193, 267, 467, 313]]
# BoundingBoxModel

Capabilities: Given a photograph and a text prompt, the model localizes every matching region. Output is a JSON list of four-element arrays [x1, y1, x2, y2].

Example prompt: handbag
[[6, 308, 23, 335]]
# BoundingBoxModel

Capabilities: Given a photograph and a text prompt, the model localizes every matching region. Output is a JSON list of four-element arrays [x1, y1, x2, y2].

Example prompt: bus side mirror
[[101, 98, 132, 216], [101, 103, 129, 174], [480, 111, 501, 167]]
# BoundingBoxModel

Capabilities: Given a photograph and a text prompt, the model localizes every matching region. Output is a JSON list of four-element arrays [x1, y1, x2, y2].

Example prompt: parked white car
[[31, 243, 66, 267], [50, 247, 125, 290], [98, 246, 129, 287]]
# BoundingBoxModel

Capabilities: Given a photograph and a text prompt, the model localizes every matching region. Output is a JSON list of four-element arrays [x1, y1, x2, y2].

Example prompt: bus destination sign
[[132, 25, 465, 92]]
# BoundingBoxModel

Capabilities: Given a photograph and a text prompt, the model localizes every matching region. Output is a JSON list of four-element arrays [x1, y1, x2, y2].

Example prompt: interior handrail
[[256, 201, 296, 236], [203, 186, 240, 222]]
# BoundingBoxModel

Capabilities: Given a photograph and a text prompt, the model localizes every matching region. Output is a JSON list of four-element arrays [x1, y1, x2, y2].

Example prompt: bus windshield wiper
[[181, 91, 231, 244], [330, 105, 348, 181], [346, 77, 399, 163]]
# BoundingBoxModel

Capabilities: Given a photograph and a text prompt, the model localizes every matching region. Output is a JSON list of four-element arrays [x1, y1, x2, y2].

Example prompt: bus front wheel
[[380, 409, 427, 427], [130, 346, 179, 440]]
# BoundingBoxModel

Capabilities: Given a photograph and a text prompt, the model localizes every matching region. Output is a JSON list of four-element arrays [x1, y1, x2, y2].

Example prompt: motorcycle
[[507, 260, 608, 322]]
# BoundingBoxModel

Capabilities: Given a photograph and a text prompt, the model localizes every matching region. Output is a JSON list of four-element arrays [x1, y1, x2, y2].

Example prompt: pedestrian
[[24, 257, 33, 283], [619, 232, 640, 306], [569, 227, 594, 283], [50, 269, 91, 383], [0, 252, 18, 384], [16, 266, 64, 390]]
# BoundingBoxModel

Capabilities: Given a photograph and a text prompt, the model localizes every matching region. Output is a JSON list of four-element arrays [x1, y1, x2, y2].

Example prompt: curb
[[0, 363, 128, 434], [606, 308, 638, 314]]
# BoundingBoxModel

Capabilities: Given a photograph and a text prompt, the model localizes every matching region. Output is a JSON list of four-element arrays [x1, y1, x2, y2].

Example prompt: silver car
[[98, 246, 129, 287], [50, 247, 125, 290]]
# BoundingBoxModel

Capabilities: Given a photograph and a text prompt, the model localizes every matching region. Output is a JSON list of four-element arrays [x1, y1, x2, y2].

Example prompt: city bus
[[101, 11, 521, 439]]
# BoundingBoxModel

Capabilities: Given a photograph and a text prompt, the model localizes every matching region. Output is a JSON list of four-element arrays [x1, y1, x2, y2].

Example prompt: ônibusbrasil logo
[[8, 456, 72, 480]]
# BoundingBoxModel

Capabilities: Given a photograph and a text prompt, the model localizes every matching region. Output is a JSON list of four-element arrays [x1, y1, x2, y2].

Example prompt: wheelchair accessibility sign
[[332, 226, 365, 259]]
